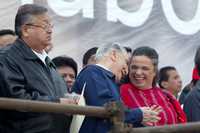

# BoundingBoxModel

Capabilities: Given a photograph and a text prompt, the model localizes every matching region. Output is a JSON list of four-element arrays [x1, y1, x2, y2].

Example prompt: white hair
[[95, 42, 127, 61]]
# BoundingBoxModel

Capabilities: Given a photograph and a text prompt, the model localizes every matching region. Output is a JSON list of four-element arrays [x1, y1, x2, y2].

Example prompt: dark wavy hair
[[52, 56, 78, 77]]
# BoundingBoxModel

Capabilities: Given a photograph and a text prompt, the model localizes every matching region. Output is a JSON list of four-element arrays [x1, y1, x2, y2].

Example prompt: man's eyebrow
[[40, 19, 51, 24]]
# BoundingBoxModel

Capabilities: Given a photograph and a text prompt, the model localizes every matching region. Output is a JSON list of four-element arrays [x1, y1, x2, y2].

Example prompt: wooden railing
[[0, 98, 199, 133]]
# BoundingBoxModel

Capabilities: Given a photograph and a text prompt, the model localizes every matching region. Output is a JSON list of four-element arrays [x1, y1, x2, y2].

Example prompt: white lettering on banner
[[20, 0, 33, 4], [107, 0, 153, 27], [47, 0, 94, 18], [20, 0, 200, 35], [161, 0, 200, 35]]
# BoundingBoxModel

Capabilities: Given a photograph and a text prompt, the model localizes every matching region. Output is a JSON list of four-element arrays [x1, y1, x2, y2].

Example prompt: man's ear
[[21, 25, 30, 37], [161, 81, 168, 89], [110, 50, 117, 62]]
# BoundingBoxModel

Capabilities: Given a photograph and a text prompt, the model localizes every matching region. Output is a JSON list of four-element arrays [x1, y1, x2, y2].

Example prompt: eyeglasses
[[25, 23, 54, 32]]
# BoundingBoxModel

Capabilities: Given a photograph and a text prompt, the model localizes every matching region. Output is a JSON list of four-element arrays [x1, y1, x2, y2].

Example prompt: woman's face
[[129, 55, 156, 89]]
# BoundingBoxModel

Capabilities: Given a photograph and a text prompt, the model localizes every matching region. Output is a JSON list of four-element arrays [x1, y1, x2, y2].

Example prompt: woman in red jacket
[[120, 46, 186, 126]]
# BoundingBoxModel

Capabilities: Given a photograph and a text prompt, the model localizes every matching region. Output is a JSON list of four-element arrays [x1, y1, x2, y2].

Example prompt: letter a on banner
[[107, 0, 153, 27]]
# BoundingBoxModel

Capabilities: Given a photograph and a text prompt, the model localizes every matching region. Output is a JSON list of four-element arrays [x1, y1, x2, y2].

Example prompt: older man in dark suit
[[0, 4, 72, 133]]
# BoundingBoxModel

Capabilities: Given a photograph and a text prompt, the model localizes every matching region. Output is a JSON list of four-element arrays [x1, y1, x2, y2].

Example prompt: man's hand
[[60, 93, 81, 104], [60, 98, 78, 104]]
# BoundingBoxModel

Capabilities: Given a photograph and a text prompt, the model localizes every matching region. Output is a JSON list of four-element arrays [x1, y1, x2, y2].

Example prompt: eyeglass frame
[[25, 23, 54, 32]]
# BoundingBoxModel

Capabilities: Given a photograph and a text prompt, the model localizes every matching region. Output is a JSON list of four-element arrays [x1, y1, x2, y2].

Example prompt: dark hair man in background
[[53, 56, 78, 93], [0, 4, 73, 133], [124, 46, 132, 60], [82, 47, 98, 67], [158, 66, 182, 98], [0, 29, 17, 48]]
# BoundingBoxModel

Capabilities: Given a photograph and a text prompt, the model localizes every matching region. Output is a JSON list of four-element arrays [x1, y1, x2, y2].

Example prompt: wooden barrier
[[0, 97, 109, 118], [0, 98, 200, 133], [130, 122, 200, 133]]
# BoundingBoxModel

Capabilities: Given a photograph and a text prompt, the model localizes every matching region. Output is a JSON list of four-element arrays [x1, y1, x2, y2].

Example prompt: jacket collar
[[15, 38, 41, 60], [94, 64, 115, 79]]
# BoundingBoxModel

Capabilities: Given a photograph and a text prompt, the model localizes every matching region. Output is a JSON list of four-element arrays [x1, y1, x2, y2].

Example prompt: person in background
[[0, 29, 17, 48], [179, 67, 199, 105], [82, 47, 98, 67], [72, 43, 162, 133], [124, 46, 132, 60], [52, 56, 78, 93], [184, 46, 200, 122], [120, 46, 186, 126], [158, 66, 182, 98], [120, 46, 132, 84], [0, 4, 73, 133]]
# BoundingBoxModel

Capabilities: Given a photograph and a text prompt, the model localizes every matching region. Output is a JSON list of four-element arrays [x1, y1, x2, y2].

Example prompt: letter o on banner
[[161, 0, 200, 35]]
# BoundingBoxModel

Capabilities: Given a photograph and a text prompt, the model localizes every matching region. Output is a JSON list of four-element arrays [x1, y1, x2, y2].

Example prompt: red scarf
[[120, 83, 186, 126]]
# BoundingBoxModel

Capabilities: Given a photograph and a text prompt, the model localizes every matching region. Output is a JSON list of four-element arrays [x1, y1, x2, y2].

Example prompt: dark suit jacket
[[0, 39, 70, 133], [72, 65, 142, 133], [184, 80, 200, 122]]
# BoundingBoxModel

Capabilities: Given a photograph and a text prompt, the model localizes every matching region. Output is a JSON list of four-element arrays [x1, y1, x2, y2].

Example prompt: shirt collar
[[95, 64, 115, 79], [32, 49, 48, 65], [96, 63, 109, 71]]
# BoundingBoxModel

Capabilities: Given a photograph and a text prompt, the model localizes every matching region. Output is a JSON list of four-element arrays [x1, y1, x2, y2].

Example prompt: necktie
[[45, 56, 56, 69], [45, 56, 68, 96]]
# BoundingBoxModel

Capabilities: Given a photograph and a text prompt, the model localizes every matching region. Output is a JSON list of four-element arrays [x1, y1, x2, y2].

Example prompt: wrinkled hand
[[140, 105, 163, 126], [62, 93, 81, 104], [60, 98, 78, 104]]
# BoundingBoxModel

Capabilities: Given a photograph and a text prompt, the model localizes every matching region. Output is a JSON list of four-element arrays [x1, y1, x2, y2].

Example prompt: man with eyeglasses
[[0, 4, 73, 133]]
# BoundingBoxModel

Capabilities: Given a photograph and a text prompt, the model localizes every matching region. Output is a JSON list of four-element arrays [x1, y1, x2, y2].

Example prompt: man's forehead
[[32, 14, 51, 23]]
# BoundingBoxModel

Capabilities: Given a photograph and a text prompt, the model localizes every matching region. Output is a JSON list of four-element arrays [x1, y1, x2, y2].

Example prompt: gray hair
[[95, 43, 126, 61]]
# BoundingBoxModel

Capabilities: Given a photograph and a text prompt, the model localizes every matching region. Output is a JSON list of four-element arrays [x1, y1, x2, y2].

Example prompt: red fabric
[[120, 83, 186, 126], [161, 90, 187, 123], [192, 66, 200, 80]]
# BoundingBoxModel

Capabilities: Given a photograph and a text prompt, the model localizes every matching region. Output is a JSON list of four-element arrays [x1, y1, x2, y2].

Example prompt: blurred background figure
[[124, 46, 132, 60], [179, 66, 200, 105], [120, 46, 133, 84], [184, 47, 200, 121], [158, 66, 182, 98], [120, 46, 186, 126], [82, 47, 98, 68], [52, 56, 78, 93], [0, 29, 17, 48]]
